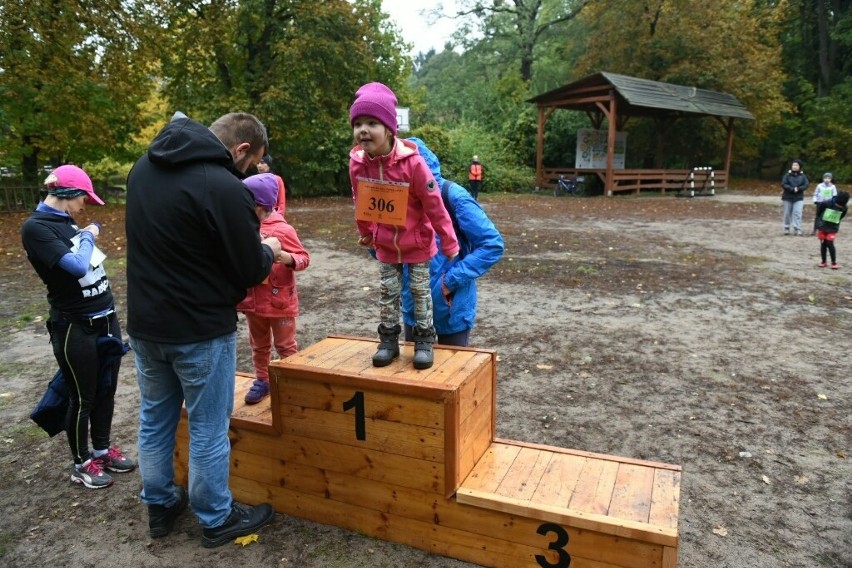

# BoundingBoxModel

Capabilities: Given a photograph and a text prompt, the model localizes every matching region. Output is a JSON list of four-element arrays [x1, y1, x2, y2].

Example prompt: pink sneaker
[[70, 459, 114, 489], [831, 263, 839, 270], [94, 444, 136, 473], [818, 262, 828, 268]]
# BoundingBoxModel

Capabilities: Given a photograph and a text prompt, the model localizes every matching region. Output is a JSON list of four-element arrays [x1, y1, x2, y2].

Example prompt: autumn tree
[[446, 0, 591, 82], [0, 0, 162, 180], [567, 0, 791, 169], [157, 0, 410, 192]]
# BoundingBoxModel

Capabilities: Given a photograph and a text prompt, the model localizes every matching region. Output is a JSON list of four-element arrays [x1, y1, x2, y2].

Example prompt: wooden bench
[[174, 336, 681, 567]]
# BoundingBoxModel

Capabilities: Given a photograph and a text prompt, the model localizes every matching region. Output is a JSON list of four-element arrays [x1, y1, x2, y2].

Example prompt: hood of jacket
[[147, 113, 243, 178], [349, 137, 419, 169], [407, 137, 445, 186]]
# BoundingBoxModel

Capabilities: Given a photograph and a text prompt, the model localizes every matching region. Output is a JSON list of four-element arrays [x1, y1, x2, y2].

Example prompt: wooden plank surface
[[455, 396, 494, 488], [568, 457, 619, 515], [460, 443, 521, 493], [228, 471, 666, 568], [648, 468, 681, 530], [185, 427, 445, 494], [276, 336, 491, 391], [459, 440, 680, 547], [494, 446, 552, 501], [279, 379, 444, 429], [607, 463, 656, 523], [280, 402, 445, 462], [530, 452, 587, 508]]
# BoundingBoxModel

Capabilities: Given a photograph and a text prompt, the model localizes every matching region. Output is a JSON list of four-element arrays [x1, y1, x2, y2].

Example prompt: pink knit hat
[[243, 173, 279, 209], [349, 82, 398, 135], [44, 165, 104, 205]]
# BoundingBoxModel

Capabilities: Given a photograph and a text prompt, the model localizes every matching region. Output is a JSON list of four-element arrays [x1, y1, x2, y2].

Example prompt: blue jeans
[[130, 332, 236, 528], [782, 200, 803, 232]]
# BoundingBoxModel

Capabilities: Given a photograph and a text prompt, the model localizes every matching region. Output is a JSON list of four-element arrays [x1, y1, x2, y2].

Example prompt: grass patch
[[0, 303, 46, 330], [0, 532, 14, 556], [576, 265, 598, 275], [2, 422, 48, 445]]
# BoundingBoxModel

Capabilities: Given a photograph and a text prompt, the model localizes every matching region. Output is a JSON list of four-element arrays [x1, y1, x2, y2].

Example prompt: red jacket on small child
[[237, 210, 309, 318]]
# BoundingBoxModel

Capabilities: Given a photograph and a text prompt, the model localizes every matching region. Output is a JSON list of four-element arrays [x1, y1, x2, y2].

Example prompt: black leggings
[[820, 239, 837, 263], [49, 313, 121, 464]]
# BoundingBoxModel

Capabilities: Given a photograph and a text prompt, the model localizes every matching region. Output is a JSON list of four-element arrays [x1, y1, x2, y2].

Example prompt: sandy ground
[[0, 191, 849, 567]]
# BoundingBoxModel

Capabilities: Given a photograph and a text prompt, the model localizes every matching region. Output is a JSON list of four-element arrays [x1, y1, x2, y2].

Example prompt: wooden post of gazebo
[[723, 117, 735, 184], [605, 89, 618, 197], [536, 107, 545, 189]]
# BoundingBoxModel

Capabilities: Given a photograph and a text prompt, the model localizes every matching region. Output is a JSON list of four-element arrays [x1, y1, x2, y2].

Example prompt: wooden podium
[[175, 336, 680, 567]]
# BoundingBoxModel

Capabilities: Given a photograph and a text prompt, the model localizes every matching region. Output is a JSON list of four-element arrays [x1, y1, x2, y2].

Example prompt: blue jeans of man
[[130, 332, 236, 528]]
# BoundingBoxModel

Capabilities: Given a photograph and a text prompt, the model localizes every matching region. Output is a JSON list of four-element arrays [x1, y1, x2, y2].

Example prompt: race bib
[[355, 178, 409, 226], [822, 208, 842, 224]]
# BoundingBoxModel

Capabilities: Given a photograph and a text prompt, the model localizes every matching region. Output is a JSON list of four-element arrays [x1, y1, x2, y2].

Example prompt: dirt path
[[0, 192, 849, 567]]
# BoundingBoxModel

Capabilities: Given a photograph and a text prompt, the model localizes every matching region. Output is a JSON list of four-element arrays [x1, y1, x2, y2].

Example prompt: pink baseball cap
[[44, 165, 104, 206]]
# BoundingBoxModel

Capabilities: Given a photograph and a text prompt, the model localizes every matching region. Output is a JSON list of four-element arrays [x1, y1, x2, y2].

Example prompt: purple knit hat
[[243, 173, 279, 209], [349, 82, 398, 135]]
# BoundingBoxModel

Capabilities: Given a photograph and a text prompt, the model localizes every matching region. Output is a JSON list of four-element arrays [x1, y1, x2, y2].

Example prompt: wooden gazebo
[[528, 72, 755, 195]]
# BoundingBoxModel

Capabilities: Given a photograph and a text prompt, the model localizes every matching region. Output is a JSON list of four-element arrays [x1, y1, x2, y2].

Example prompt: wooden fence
[[541, 168, 728, 196], [0, 185, 41, 214], [0, 184, 126, 214]]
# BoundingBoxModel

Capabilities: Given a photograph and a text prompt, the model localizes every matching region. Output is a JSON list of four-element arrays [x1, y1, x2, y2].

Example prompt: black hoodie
[[125, 115, 274, 343]]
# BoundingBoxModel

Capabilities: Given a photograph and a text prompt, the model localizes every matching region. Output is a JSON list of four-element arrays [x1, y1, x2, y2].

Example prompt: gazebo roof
[[528, 71, 754, 120]]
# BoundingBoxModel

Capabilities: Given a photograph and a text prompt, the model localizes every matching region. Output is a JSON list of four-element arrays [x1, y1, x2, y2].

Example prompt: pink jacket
[[350, 138, 459, 264], [237, 212, 310, 318]]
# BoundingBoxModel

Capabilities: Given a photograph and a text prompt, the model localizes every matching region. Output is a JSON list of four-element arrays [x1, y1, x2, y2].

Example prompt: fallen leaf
[[235, 534, 259, 547], [794, 475, 809, 485], [808, 294, 815, 302], [817, 393, 828, 400], [536, 364, 553, 370], [712, 526, 728, 537], [837, 450, 847, 459], [762, 475, 771, 485]]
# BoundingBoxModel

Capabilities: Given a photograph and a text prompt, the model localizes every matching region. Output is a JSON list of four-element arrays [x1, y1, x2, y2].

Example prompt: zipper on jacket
[[376, 156, 402, 262]]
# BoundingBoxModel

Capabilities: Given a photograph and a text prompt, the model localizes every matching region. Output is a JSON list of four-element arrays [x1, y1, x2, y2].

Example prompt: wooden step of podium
[[174, 336, 680, 567], [457, 439, 680, 566]]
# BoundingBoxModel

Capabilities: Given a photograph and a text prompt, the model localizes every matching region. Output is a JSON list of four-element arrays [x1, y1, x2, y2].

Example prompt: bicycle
[[553, 174, 585, 197]]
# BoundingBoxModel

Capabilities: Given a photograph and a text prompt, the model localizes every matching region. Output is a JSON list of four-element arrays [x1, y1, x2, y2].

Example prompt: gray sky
[[381, 1, 459, 55]]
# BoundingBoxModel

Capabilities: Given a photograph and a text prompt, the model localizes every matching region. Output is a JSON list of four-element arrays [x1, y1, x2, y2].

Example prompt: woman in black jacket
[[781, 159, 809, 236]]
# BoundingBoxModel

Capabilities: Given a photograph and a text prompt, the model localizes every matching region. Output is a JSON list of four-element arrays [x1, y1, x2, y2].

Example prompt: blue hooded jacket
[[402, 138, 504, 335]]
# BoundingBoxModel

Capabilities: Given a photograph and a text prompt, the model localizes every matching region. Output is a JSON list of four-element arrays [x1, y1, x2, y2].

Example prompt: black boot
[[412, 327, 436, 370], [372, 324, 400, 367]]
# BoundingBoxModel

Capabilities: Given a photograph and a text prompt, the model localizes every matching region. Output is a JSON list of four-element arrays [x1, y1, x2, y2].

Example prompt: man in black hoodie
[[126, 112, 282, 547]]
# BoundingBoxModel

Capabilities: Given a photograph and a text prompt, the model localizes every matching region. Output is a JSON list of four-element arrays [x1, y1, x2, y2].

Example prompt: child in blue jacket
[[401, 138, 505, 346]]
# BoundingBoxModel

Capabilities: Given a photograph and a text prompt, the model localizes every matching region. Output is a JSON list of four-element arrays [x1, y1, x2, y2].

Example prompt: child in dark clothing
[[816, 191, 849, 269]]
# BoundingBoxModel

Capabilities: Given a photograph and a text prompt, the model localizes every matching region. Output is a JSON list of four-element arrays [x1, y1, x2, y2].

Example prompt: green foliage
[[82, 157, 133, 190], [0, 0, 845, 191], [409, 121, 535, 194], [158, 0, 412, 195], [800, 77, 852, 182], [573, 0, 790, 170], [0, 0, 163, 178]]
